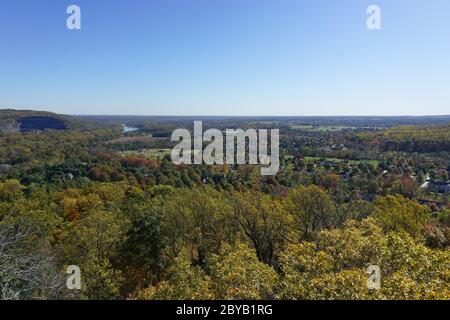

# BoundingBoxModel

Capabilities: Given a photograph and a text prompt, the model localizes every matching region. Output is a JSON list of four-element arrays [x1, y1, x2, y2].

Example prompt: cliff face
[[18, 116, 66, 132], [0, 109, 72, 133]]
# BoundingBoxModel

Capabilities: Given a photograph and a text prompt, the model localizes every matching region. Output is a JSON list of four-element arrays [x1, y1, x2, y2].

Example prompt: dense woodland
[[0, 112, 449, 300]]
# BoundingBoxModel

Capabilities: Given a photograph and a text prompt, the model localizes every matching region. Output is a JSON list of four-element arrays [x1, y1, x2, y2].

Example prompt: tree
[[162, 188, 234, 266], [380, 231, 450, 299], [373, 195, 430, 239], [285, 185, 336, 241], [58, 210, 125, 299], [278, 218, 450, 300], [0, 179, 24, 202], [232, 192, 291, 265], [0, 222, 65, 300], [389, 177, 419, 199], [121, 203, 165, 286], [131, 253, 214, 300], [209, 244, 278, 299]]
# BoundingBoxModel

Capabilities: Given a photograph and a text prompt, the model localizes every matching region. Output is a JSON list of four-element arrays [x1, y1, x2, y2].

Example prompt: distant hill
[[0, 109, 103, 133]]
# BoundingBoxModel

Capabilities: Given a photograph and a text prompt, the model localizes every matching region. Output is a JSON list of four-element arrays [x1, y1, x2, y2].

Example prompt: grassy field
[[121, 148, 202, 159], [121, 149, 172, 159], [106, 136, 167, 145]]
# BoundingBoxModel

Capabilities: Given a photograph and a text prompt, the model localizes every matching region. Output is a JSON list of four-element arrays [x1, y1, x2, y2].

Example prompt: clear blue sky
[[0, 0, 449, 116]]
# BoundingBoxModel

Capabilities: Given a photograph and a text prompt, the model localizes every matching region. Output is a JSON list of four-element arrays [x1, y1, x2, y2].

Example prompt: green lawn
[[121, 149, 172, 159], [121, 148, 202, 159]]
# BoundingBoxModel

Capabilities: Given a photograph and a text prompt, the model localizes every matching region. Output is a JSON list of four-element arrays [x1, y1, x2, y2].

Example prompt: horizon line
[[71, 114, 450, 118], [2, 108, 450, 118]]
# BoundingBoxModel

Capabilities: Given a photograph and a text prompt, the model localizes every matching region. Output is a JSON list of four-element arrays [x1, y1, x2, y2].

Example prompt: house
[[429, 181, 450, 193], [420, 181, 430, 189]]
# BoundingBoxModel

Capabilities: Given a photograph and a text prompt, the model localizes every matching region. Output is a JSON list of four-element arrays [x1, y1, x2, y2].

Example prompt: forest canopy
[[0, 114, 449, 300]]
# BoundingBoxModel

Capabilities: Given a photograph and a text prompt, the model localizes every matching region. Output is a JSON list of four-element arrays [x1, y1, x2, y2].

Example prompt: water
[[123, 124, 138, 133]]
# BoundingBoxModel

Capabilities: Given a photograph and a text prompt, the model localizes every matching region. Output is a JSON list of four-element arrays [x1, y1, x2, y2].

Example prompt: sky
[[0, 0, 449, 116]]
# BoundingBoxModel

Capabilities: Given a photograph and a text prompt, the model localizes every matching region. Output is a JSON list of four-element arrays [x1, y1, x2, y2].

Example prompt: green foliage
[[278, 218, 450, 300], [209, 244, 278, 300], [285, 185, 336, 240], [1, 118, 448, 300], [232, 192, 291, 265], [122, 203, 165, 284], [59, 210, 126, 299], [162, 188, 234, 265], [131, 254, 214, 300], [373, 195, 430, 238], [0, 179, 23, 202]]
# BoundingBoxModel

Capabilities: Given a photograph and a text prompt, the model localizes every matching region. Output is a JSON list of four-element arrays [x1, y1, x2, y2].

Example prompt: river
[[123, 124, 138, 133]]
